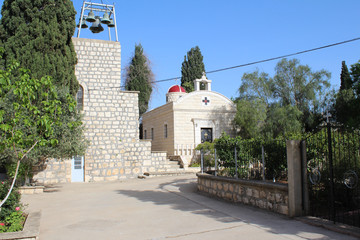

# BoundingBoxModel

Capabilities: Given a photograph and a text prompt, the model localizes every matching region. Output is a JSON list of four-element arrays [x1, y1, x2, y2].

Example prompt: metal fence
[[198, 139, 287, 182], [304, 124, 360, 227]]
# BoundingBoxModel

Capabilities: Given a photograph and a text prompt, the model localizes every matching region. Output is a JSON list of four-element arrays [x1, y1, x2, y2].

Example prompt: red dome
[[168, 85, 186, 93]]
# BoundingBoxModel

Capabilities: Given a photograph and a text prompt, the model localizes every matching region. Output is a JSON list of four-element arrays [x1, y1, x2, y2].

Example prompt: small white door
[[71, 156, 84, 182]]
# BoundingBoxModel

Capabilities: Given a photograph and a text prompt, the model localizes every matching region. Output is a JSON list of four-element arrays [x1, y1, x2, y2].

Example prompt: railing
[[198, 140, 287, 182], [174, 144, 195, 156]]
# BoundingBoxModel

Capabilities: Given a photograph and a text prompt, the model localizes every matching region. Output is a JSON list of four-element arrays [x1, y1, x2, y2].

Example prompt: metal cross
[[202, 97, 210, 105]]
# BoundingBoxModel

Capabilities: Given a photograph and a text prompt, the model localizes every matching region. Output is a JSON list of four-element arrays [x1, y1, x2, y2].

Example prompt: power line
[[206, 37, 360, 74], [89, 37, 360, 91]]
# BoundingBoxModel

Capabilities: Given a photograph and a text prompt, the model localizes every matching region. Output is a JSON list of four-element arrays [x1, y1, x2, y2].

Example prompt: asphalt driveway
[[22, 175, 357, 240]]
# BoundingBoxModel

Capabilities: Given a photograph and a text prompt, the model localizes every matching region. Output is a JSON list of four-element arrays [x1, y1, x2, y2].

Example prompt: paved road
[[22, 175, 356, 240]]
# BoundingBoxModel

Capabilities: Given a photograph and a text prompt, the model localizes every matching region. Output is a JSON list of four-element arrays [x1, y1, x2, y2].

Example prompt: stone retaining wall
[[197, 173, 289, 215]]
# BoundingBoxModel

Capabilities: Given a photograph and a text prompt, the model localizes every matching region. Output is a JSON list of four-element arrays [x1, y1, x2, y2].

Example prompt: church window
[[76, 85, 84, 111], [164, 124, 168, 138], [151, 128, 154, 140], [144, 130, 147, 139]]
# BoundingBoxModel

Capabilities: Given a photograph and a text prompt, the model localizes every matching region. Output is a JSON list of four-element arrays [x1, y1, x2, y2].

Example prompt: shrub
[[0, 181, 25, 232], [214, 133, 287, 180]]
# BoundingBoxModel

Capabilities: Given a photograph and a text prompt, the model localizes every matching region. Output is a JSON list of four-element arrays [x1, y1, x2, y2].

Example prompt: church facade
[[142, 74, 237, 166]]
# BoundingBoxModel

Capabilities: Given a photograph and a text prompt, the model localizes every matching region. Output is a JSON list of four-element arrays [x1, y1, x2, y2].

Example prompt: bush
[[0, 181, 25, 232], [191, 142, 215, 167], [214, 133, 287, 180]]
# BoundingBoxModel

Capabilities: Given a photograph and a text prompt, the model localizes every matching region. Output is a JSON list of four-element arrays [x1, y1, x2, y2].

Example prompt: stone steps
[[142, 167, 200, 178], [142, 170, 198, 177]]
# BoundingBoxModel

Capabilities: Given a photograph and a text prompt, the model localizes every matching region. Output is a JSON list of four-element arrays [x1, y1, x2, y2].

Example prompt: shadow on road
[[116, 177, 356, 240]]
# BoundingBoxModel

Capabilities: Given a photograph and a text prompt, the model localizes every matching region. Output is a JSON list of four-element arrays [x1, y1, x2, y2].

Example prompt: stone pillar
[[286, 140, 303, 217]]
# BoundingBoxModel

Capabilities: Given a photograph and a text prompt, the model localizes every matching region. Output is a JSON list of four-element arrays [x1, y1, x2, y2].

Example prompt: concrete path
[[22, 175, 356, 240]]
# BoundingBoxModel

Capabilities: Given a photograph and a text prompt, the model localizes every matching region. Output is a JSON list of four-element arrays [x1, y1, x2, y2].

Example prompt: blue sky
[[1, 0, 360, 110]]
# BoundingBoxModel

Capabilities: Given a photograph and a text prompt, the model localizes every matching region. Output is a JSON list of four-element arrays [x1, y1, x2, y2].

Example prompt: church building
[[142, 74, 237, 166]]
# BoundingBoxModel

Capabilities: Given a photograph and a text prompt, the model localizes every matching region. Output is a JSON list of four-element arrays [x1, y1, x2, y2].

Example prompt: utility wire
[[89, 37, 360, 91], [206, 37, 360, 74]]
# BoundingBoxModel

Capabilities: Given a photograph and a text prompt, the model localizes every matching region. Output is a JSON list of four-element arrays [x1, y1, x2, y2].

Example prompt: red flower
[[15, 207, 20, 211], [0, 223, 4, 226]]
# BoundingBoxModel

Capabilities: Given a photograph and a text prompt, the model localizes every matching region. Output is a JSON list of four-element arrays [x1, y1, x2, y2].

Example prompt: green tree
[[340, 61, 352, 91], [0, 0, 87, 181], [234, 98, 267, 139], [0, 60, 84, 207], [0, 0, 78, 95], [237, 58, 331, 138], [124, 44, 154, 117], [351, 61, 360, 96], [262, 104, 302, 139], [181, 46, 205, 92], [333, 60, 360, 128]]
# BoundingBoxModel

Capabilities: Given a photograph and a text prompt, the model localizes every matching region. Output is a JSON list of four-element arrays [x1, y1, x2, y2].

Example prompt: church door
[[201, 128, 213, 143]]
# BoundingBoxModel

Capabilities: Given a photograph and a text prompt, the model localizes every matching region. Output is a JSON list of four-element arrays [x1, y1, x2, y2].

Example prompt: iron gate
[[304, 124, 360, 227]]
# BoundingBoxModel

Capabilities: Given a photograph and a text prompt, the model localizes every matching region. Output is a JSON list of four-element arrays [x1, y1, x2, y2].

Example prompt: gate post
[[287, 140, 303, 217]]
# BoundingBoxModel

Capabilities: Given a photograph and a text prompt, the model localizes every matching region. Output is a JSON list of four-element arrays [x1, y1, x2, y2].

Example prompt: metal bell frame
[[76, 1, 118, 42]]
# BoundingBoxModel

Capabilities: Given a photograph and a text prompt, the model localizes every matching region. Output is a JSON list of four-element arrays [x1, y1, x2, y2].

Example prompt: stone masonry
[[33, 38, 169, 184], [197, 173, 289, 215]]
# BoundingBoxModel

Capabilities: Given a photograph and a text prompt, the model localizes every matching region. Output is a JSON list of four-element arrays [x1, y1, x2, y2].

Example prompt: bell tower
[[76, 1, 118, 42], [194, 73, 212, 91]]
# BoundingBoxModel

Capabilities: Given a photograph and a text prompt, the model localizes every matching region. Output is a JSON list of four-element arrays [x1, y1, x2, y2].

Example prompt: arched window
[[76, 85, 84, 110]]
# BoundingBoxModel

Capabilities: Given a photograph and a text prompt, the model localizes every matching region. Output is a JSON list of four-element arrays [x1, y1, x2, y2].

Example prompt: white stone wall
[[142, 89, 236, 164], [33, 38, 168, 184]]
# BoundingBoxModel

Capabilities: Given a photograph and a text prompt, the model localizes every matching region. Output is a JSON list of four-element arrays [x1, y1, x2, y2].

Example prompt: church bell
[[107, 19, 115, 28], [89, 17, 104, 33], [77, 18, 88, 28], [101, 12, 111, 24], [86, 10, 96, 22]]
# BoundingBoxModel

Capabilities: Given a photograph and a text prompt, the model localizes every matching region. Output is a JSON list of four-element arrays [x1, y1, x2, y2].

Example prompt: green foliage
[[340, 61, 352, 91], [125, 44, 154, 117], [214, 133, 287, 180], [181, 46, 205, 92], [1, 210, 25, 232], [0, 0, 87, 169], [0, 181, 21, 222], [6, 161, 32, 185], [195, 141, 214, 152], [193, 142, 215, 167], [234, 98, 267, 139], [0, 61, 86, 165], [351, 60, 360, 96], [0, 0, 78, 95], [262, 104, 302, 139], [332, 60, 360, 128], [236, 58, 331, 138], [238, 69, 273, 104]]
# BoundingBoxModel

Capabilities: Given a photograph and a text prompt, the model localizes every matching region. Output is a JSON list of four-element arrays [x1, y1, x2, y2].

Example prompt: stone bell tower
[[194, 73, 212, 91]]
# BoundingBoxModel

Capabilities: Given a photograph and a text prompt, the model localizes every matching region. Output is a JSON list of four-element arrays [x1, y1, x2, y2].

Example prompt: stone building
[[33, 38, 173, 184], [142, 74, 237, 166]]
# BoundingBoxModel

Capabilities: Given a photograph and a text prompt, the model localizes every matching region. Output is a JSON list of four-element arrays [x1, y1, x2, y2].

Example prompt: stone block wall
[[33, 38, 169, 184], [33, 159, 71, 184], [197, 173, 289, 215]]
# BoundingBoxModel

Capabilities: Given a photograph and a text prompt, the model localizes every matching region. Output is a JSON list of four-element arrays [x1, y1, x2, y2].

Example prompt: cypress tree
[[0, 0, 78, 95], [340, 61, 352, 91], [0, 0, 87, 164], [125, 43, 154, 118], [181, 46, 205, 92]]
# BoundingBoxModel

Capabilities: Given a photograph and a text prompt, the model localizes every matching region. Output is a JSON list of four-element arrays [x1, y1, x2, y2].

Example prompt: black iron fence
[[198, 139, 287, 182], [304, 124, 360, 227]]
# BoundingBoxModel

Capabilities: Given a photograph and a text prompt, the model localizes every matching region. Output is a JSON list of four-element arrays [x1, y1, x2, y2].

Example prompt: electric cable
[[88, 37, 360, 91]]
